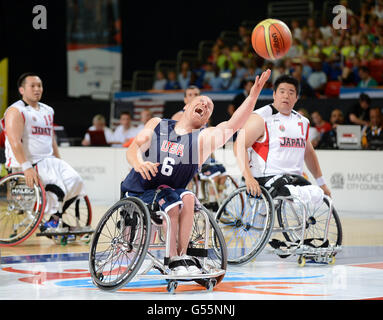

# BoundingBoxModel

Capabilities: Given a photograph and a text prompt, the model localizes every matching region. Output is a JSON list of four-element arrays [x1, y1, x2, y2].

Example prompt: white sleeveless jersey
[[248, 104, 310, 177], [4, 100, 54, 167]]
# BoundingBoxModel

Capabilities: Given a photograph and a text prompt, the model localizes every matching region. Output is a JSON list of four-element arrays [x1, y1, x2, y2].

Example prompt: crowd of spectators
[[297, 92, 383, 150], [150, 0, 383, 151], [81, 110, 152, 147], [152, 0, 383, 96]]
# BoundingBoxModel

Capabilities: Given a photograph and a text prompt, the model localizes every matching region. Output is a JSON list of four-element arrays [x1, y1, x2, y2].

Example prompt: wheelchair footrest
[[36, 226, 94, 237]]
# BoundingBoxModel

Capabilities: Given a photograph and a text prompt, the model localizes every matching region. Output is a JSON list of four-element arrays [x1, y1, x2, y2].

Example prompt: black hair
[[359, 93, 371, 104], [273, 75, 300, 96], [17, 72, 40, 88]]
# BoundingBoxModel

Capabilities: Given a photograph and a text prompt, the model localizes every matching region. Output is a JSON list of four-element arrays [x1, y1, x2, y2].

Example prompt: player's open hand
[[135, 161, 160, 180], [249, 69, 271, 100], [24, 167, 39, 189]]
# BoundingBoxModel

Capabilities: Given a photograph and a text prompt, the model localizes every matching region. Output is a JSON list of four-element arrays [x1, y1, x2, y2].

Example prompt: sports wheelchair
[[215, 176, 342, 266], [0, 172, 93, 247], [88, 194, 227, 293], [187, 162, 239, 212]]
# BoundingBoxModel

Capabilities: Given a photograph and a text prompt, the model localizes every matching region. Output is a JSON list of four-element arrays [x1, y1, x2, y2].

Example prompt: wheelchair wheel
[[215, 186, 274, 265], [216, 175, 239, 206], [0, 173, 46, 246], [189, 206, 227, 286], [62, 195, 92, 228], [89, 197, 151, 291], [277, 196, 342, 250]]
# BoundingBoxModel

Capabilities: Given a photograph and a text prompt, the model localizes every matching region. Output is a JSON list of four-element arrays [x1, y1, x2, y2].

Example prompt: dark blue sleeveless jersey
[[121, 119, 202, 193]]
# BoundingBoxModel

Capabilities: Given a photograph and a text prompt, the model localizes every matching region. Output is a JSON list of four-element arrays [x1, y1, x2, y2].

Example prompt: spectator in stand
[[81, 114, 114, 146], [300, 55, 313, 79], [297, 108, 320, 148], [230, 44, 243, 63], [290, 19, 302, 41], [234, 60, 248, 83], [207, 44, 221, 65], [178, 61, 191, 90], [291, 64, 315, 98], [362, 107, 383, 150], [306, 37, 321, 59], [317, 109, 345, 149], [191, 60, 206, 89], [241, 45, 256, 68], [271, 60, 290, 84], [307, 17, 316, 37], [165, 70, 181, 90], [358, 35, 372, 60], [153, 70, 167, 90], [286, 38, 304, 59], [238, 24, 250, 48], [307, 61, 327, 95], [202, 62, 215, 89], [111, 112, 138, 146], [358, 66, 378, 88], [217, 46, 235, 71], [311, 111, 332, 134], [340, 37, 357, 61], [319, 17, 333, 40], [227, 79, 254, 117], [244, 64, 258, 81], [348, 93, 372, 126], [219, 61, 234, 90], [208, 65, 224, 90], [373, 36, 383, 57], [322, 37, 339, 61], [135, 109, 153, 132], [372, 0, 383, 19]]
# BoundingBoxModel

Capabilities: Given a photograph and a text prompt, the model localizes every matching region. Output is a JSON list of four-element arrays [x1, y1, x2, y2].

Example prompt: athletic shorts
[[127, 186, 194, 213], [34, 157, 85, 215]]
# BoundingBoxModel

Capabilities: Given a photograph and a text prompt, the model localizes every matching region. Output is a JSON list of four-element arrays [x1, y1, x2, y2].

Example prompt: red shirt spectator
[[311, 111, 332, 134]]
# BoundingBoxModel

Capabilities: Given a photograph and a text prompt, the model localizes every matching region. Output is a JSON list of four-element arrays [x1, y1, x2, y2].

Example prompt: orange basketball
[[251, 18, 292, 60]]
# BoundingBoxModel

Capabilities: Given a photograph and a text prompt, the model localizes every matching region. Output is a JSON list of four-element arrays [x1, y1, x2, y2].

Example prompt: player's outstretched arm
[[126, 117, 161, 180], [198, 69, 270, 166]]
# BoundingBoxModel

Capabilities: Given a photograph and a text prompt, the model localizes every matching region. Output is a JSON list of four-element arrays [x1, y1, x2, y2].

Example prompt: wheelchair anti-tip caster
[[298, 256, 306, 267], [205, 279, 217, 292], [167, 280, 178, 294]]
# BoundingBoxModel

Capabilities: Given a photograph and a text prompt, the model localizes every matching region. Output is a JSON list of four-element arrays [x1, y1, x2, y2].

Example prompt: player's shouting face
[[184, 95, 214, 128]]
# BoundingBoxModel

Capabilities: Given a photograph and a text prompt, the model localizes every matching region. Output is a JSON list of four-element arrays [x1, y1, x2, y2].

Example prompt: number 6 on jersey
[[161, 157, 175, 176]]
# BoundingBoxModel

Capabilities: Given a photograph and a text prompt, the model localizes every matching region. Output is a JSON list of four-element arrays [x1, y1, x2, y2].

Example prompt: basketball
[[251, 18, 292, 60]]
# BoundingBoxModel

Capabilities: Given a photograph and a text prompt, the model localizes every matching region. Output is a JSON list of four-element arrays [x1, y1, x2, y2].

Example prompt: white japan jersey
[[4, 100, 55, 167], [249, 104, 310, 177]]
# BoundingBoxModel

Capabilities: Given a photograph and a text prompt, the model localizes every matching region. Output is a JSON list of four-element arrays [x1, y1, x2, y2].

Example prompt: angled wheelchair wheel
[[0, 173, 46, 246], [216, 175, 239, 206], [189, 206, 227, 286], [89, 197, 151, 291], [215, 186, 274, 265], [62, 195, 92, 228], [277, 196, 343, 249]]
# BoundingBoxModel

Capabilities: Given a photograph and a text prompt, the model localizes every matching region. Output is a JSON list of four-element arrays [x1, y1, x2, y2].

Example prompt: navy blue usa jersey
[[121, 119, 202, 193]]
